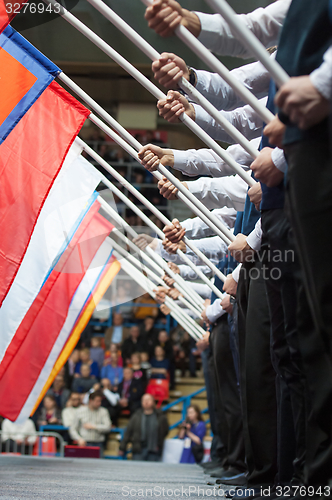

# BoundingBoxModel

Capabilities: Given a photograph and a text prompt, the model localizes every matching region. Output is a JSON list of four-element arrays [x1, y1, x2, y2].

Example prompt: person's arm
[[94, 409, 111, 433], [205, 297, 227, 324], [69, 412, 83, 442], [176, 208, 237, 240], [196, 0, 291, 58], [187, 176, 248, 212], [310, 45, 332, 102], [26, 420, 37, 445], [172, 138, 260, 178], [187, 282, 212, 301], [246, 219, 263, 253], [119, 415, 134, 452]]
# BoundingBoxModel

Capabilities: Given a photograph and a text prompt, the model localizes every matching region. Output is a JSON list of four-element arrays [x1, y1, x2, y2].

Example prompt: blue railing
[[161, 387, 209, 431]]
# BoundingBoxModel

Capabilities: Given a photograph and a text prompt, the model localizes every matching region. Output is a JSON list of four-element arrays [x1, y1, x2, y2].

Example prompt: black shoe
[[201, 461, 223, 469], [217, 473, 247, 486], [208, 466, 229, 477], [211, 467, 244, 479]]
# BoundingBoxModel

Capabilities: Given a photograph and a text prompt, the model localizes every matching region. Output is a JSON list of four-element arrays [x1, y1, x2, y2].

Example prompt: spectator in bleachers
[[118, 367, 145, 415], [69, 390, 111, 455], [178, 405, 206, 464], [101, 351, 124, 391], [37, 395, 62, 428], [62, 392, 82, 429], [105, 312, 129, 346], [67, 349, 80, 385], [140, 352, 152, 380], [150, 346, 170, 381], [119, 393, 169, 461], [122, 325, 146, 366], [1, 418, 37, 454], [83, 379, 121, 426], [72, 364, 96, 394], [154, 330, 175, 390], [130, 352, 147, 389], [47, 374, 70, 410], [74, 347, 100, 379], [133, 293, 158, 321], [140, 316, 159, 356], [89, 337, 104, 371]]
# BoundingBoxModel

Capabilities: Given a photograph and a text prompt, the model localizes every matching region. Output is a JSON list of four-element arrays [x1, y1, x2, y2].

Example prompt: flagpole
[[118, 256, 204, 340], [59, 73, 235, 245], [87, 0, 259, 160], [205, 0, 289, 88], [110, 239, 205, 334], [98, 196, 205, 312], [140, 0, 274, 124], [45, 0, 256, 188], [77, 138, 227, 300]]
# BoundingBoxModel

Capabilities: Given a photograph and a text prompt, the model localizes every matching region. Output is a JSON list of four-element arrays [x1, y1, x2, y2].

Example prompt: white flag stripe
[[15, 238, 114, 424], [0, 140, 103, 364]]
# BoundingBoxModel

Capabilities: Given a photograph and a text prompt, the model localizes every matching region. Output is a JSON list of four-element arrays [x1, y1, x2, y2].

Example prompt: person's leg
[[285, 141, 332, 487], [212, 316, 246, 473]]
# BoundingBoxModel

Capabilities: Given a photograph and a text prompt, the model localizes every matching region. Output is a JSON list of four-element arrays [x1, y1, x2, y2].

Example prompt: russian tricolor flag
[[0, 26, 121, 421]]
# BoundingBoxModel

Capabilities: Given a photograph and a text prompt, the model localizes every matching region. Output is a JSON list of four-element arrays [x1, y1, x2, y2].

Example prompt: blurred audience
[[118, 367, 145, 415], [72, 364, 95, 394], [89, 337, 105, 370], [38, 395, 62, 427], [122, 325, 146, 366], [74, 347, 100, 379], [1, 418, 37, 454], [150, 346, 170, 381], [62, 392, 82, 428], [47, 374, 70, 410], [101, 351, 124, 391]]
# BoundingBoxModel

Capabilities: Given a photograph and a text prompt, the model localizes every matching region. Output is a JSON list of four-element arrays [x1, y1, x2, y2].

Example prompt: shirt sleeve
[[172, 138, 260, 178], [194, 60, 271, 111], [232, 264, 242, 283], [180, 207, 237, 240], [187, 176, 248, 212], [178, 264, 214, 280], [271, 148, 287, 173], [246, 219, 262, 252], [193, 98, 267, 143], [95, 408, 112, 433], [195, 0, 291, 58], [187, 282, 212, 300], [310, 45, 332, 101], [69, 411, 82, 442], [206, 298, 227, 323]]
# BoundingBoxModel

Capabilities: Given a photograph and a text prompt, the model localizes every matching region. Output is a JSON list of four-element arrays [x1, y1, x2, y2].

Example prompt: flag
[[0, 139, 103, 374], [0, 203, 115, 421], [0, 25, 60, 143], [0, 1, 25, 34], [20, 246, 121, 423], [0, 79, 90, 308]]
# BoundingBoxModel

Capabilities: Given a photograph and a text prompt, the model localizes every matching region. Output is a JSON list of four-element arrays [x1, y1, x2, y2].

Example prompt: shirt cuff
[[173, 149, 190, 174], [271, 148, 287, 173], [206, 298, 226, 323], [232, 264, 242, 283], [246, 219, 262, 252], [310, 60, 332, 101]]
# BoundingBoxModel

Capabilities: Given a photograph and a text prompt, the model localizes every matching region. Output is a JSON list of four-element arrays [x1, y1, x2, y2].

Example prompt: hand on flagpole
[[228, 234, 255, 264], [157, 90, 195, 123], [163, 218, 186, 242], [166, 287, 182, 300], [138, 144, 174, 172], [168, 262, 180, 274], [160, 304, 171, 315], [263, 116, 286, 149], [162, 238, 186, 254], [158, 176, 184, 200], [275, 76, 329, 130], [250, 147, 284, 188], [144, 0, 201, 38], [248, 182, 262, 211], [132, 233, 157, 250], [152, 52, 189, 89], [196, 331, 210, 352], [223, 273, 238, 297], [154, 286, 167, 303], [162, 273, 175, 287]]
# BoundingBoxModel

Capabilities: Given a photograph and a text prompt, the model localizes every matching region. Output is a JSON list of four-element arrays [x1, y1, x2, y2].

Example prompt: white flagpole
[[98, 197, 205, 312], [44, 0, 256, 188], [87, 0, 259, 160], [110, 239, 205, 334], [205, 0, 289, 88], [59, 72, 235, 246], [119, 257, 204, 340], [76, 138, 227, 299], [140, 0, 275, 124]]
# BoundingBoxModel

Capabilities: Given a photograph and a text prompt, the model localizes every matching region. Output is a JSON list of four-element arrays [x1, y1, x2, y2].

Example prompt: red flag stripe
[[0, 81, 89, 308], [0, 1, 25, 33], [0, 206, 113, 421]]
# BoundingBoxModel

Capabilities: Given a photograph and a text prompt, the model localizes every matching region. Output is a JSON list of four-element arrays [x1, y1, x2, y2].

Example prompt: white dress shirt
[[195, 0, 291, 59], [180, 207, 237, 239], [206, 297, 227, 323], [187, 282, 212, 300], [246, 218, 263, 252], [187, 175, 248, 212], [310, 45, 332, 101], [232, 264, 242, 283], [2, 418, 37, 445]]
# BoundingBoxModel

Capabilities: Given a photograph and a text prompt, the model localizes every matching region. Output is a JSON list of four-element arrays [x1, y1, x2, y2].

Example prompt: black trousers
[[209, 315, 246, 471], [237, 260, 278, 487], [284, 140, 332, 487], [261, 208, 307, 486]]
